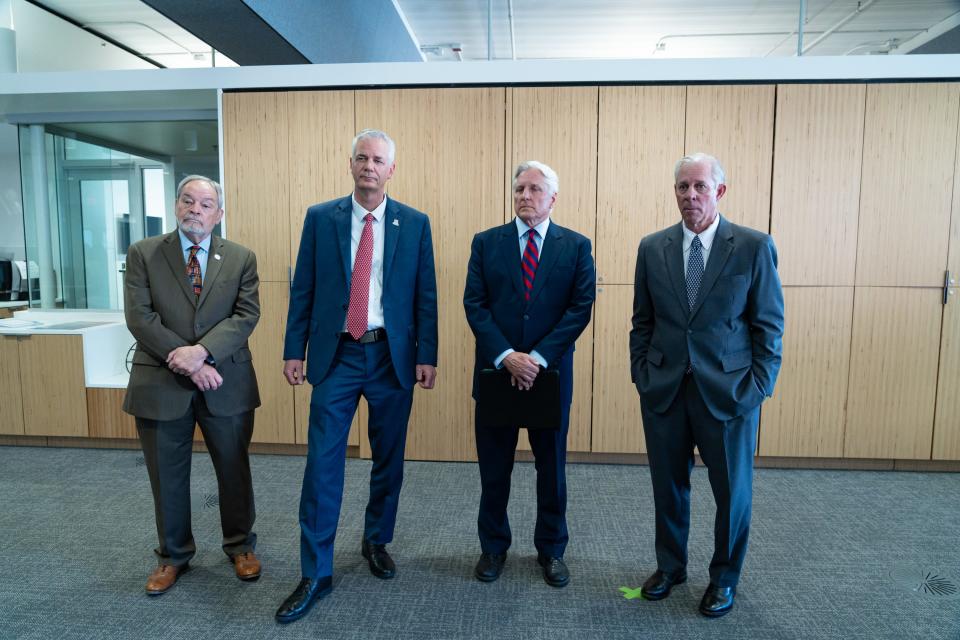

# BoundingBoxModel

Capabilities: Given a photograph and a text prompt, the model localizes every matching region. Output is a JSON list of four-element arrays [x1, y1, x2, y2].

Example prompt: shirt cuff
[[494, 348, 514, 369], [530, 350, 548, 369]]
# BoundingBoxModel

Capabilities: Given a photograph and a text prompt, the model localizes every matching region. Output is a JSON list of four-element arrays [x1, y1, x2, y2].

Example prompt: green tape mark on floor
[[619, 586, 644, 600]]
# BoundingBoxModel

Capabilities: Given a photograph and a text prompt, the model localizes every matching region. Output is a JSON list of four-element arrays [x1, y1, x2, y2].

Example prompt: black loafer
[[641, 569, 687, 601], [699, 584, 735, 617], [537, 555, 570, 588], [275, 576, 332, 624], [361, 539, 397, 579], [474, 552, 507, 582]]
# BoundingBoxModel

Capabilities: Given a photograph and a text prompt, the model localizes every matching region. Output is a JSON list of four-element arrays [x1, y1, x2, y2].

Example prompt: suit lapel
[[500, 223, 525, 298], [662, 224, 689, 317], [528, 223, 563, 306], [382, 197, 401, 286], [197, 237, 224, 308], [335, 197, 353, 287], [161, 231, 197, 306], [690, 216, 734, 319]]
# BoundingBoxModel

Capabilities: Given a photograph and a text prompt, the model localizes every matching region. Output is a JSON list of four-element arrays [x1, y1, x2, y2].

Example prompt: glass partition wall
[[17, 121, 218, 310]]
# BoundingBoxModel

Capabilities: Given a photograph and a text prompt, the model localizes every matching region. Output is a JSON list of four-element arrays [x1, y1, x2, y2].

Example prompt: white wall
[[11, 0, 154, 72]]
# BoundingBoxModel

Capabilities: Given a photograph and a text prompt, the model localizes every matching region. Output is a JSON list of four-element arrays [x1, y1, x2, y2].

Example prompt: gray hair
[[674, 153, 726, 187], [352, 129, 396, 165], [512, 160, 559, 196], [176, 175, 223, 209]]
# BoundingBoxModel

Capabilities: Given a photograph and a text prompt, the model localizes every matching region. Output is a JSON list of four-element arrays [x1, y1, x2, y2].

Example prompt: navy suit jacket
[[284, 195, 438, 390], [630, 216, 784, 422], [464, 220, 596, 404]]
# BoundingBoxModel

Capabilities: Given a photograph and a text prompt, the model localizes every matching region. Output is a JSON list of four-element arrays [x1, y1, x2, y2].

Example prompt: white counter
[[0, 310, 133, 388]]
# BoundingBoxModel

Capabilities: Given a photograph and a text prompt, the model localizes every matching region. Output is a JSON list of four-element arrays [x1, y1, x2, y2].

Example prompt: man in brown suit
[[123, 175, 262, 595]]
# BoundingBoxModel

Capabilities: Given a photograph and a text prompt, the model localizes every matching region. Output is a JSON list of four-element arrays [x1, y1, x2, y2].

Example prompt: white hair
[[512, 160, 559, 196], [177, 175, 223, 209], [352, 129, 396, 165], [674, 153, 726, 186]]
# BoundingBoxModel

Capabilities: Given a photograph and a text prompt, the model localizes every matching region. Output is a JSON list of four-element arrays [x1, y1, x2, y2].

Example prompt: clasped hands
[[502, 351, 541, 391], [167, 344, 222, 391]]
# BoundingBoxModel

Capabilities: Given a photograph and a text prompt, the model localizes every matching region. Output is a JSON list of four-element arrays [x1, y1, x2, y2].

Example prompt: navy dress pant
[[299, 339, 413, 579]]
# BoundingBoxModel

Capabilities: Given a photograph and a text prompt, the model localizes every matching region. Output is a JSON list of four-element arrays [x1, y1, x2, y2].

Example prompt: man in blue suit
[[276, 129, 438, 624], [464, 161, 595, 588], [630, 153, 784, 617]]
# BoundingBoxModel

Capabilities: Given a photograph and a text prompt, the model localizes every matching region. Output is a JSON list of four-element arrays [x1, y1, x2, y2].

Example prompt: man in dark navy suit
[[631, 153, 784, 617], [276, 129, 438, 623], [464, 160, 595, 588]]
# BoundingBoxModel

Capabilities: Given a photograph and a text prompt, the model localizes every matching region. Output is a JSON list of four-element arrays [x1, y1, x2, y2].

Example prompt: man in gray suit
[[125, 175, 261, 595], [630, 153, 784, 617]]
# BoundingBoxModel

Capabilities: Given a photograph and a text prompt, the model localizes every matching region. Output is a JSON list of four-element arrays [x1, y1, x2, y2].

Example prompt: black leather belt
[[341, 328, 387, 344]]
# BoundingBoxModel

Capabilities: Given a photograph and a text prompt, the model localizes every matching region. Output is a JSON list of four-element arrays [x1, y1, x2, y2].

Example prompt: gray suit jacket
[[630, 216, 784, 421], [123, 231, 261, 421]]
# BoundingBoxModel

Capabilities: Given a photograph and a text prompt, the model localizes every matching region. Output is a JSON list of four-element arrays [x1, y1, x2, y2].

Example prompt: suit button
[[687, 329, 692, 334], [342, 304, 348, 311], [195, 324, 201, 332], [523, 314, 530, 320]]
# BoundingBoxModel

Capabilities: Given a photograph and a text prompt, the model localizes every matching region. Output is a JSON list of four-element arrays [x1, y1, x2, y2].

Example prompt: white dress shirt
[[345, 194, 387, 331], [682, 213, 721, 278]]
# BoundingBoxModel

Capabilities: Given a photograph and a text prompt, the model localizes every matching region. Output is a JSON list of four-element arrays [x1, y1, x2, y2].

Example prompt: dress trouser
[[136, 392, 256, 566], [474, 399, 571, 559], [641, 373, 759, 588], [299, 339, 414, 579]]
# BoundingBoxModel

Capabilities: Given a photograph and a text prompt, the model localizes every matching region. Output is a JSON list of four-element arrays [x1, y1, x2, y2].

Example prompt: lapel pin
[[392, 219, 399, 226], [214, 254, 221, 260]]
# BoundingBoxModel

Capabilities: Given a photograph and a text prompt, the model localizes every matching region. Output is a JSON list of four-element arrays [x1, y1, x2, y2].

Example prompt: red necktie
[[346, 213, 375, 339], [186, 245, 202, 299], [522, 229, 539, 302]]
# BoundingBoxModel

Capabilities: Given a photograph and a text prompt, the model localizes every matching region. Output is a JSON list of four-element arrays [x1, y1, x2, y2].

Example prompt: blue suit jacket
[[630, 216, 784, 422], [284, 195, 438, 390], [463, 220, 596, 403]]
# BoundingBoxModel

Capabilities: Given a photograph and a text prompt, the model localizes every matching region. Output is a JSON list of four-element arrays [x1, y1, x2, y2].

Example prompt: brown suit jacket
[[122, 230, 261, 421]]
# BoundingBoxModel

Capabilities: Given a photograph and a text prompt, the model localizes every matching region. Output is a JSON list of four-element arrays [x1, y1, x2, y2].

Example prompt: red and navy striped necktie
[[522, 229, 539, 301]]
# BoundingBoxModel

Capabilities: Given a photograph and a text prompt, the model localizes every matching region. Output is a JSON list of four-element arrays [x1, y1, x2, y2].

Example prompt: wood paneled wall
[[222, 81, 960, 465]]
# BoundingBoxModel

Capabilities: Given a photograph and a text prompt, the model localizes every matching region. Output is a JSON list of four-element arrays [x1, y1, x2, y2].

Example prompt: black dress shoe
[[361, 539, 397, 579], [641, 569, 687, 601], [275, 577, 332, 624], [699, 584, 736, 617], [474, 552, 507, 582], [537, 555, 570, 588]]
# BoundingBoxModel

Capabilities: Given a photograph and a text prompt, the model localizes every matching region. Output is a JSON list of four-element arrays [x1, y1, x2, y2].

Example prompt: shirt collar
[[515, 216, 550, 240], [682, 213, 721, 251], [352, 193, 388, 223], [178, 229, 212, 253]]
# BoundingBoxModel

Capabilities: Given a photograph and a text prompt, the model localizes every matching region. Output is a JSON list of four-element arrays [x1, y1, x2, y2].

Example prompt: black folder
[[476, 368, 561, 430]]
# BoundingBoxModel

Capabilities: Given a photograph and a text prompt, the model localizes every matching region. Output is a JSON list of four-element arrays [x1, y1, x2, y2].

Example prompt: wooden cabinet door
[[249, 281, 295, 443], [759, 287, 853, 457], [222, 92, 291, 283], [771, 84, 864, 287], [685, 85, 775, 234], [591, 285, 645, 454], [0, 336, 24, 435], [19, 335, 87, 437], [856, 83, 959, 287], [844, 288, 942, 459]]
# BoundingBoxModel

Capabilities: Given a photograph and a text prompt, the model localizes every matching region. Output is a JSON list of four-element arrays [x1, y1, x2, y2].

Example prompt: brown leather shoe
[[231, 551, 262, 581], [145, 563, 188, 595]]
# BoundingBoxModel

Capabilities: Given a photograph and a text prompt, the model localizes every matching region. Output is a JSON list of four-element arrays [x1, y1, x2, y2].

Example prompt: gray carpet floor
[[1, 445, 958, 640]]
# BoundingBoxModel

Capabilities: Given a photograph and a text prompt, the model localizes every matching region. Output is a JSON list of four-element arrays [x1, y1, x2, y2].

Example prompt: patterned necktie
[[686, 235, 704, 310], [186, 245, 202, 300], [346, 213, 375, 339], [522, 229, 540, 302]]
